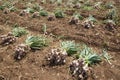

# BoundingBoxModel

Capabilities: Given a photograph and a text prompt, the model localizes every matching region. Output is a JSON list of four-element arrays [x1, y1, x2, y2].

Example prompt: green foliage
[[57, 0, 62, 5], [9, 6, 17, 12], [25, 8, 35, 13], [32, 3, 42, 11], [88, 15, 97, 22], [41, 0, 46, 4], [25, 36, 48, 50], [82, 1, 93, 11], [82, 6, 93, 11], [49, 0, 56, 3], [2, 2, 13, 8], [84, 0, 92, 6], [60, 41, 78, 56], [0, 2, 14, 10], [106, 9, 116, 20], [54, 10, 64, 18], [94, 2, 102, 8], [73, 13, 84, 20], [77, 45, 101, 65], [105, 2, 114, 9], [104, 19, 116, 25], [0, 5, 5, 10], [12, 27, 28, 37], [39, 10, 48, 16], [101, 50, 112, 64], [42, 23, 47, 34]]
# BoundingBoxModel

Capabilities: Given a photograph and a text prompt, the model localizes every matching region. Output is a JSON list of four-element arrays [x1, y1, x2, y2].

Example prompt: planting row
[[0, 0, 118, 30], [0, 26, 111, 80]]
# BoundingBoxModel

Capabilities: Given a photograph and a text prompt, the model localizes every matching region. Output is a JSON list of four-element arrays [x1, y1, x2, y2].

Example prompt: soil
[[0, 0, 120, 80]]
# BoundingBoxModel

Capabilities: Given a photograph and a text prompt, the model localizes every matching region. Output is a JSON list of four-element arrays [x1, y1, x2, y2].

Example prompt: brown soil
[[0, 0, 120, 80]]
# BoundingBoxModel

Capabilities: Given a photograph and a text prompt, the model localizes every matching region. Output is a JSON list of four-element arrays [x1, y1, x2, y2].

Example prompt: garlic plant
[[46, 48, 67, 66], [106, 9, 116, 20], [60, 41, 78, 56], [42, 23, 47, 34], [47, 13, 56, 21], [69, 59, 88, 80], [1, 1, 13, 9], [24, 7, 35, 13], [0, 1, 17, 13], [81, 1, 93, 11], [9, 6, 17, 12], [0, 5, 5, 10], [104, 19, 116, 31], [19, 10, 27, 16], [87, 15, 96, 22], [83, 20, 95, 29], [105, 2, 114, 9], [25, 35, 48, 50], [32, 3, 42, 11], [12, 27, 28, 37], [39, 10, 48, 16], [41, 0, 46, 4], [73, 3, 81, 9], [56, 0, 62, 5], [82, 15, 96, 29], [69, 15, 79, 25], [94, 2, 102, 9], [3, 8, 10, 14], [101, 50, 112, 64], [49, 0, 56, 4], [14, 44, 29, 60], [76, 45, 101, 66], [54, 9, 65, 18], [69, 13, 83, 25], [0, 32, 16, 46], [32, 12, 40, 18]]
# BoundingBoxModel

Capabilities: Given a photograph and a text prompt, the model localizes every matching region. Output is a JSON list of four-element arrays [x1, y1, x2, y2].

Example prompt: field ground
[[0, 0, 120, 80]]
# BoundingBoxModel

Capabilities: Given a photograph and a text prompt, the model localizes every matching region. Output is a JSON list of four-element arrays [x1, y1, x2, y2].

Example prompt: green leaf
[[60, 41, 78, 56], [101, 50, 112, 64], [0, 5, 5, 10], [25, 8, 35, 13], [25, 36, 48, 50], [12, 27, 28, 37], [39, 10, 48, 16], [54, 10, 64, 18], [88, 15, 97, 22], [77, 45, 101, 65]]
